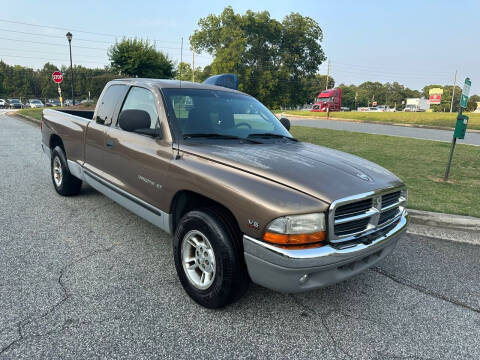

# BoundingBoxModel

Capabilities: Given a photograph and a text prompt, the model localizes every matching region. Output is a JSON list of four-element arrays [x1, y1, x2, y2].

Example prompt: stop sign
[[52, 71, 63, 84]]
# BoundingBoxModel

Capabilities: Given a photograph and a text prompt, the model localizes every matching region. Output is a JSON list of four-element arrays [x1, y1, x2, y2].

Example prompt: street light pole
[[66, 32, 74, 105], [450, 70, 457, 113]]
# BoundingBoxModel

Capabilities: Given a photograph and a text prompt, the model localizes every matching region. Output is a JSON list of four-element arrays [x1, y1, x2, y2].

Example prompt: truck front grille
[[335, 199, 373, 220], [329, 188, 406, 242]]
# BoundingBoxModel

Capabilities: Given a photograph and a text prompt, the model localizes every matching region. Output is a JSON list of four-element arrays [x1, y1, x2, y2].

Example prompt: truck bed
[[53, 109, 94, 120], [41, 108, 93, 165]]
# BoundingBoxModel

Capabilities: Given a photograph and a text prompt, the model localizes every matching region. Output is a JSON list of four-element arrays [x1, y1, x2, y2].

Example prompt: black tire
[[173, 207, 249, 308], [51, 146, 82, 196]]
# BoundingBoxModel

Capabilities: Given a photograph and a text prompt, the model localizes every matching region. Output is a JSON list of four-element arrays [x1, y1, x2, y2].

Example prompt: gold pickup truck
[[41, 76, 408, 308]]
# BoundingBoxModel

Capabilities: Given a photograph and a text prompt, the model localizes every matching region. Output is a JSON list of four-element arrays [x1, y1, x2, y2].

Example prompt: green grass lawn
[[279, 110, 480, 131], [17, 108, 43, 121], [291, 126, 480, 218]]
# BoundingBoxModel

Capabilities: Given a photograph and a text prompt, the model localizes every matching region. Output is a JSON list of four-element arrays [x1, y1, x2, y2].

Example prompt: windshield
[[9, 99, 21, 103], [31, 100, 42, 104], [162, 88, 291, 141], [316, 97, 332, 103]]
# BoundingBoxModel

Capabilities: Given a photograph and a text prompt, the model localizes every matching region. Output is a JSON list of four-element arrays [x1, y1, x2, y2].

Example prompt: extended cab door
[[84, 84, 129, 176], [102, 86, 173, 212]]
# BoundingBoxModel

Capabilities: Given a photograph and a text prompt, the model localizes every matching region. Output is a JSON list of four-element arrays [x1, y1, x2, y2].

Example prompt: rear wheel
[[51, 146, 82, 196], [173, 207, 249, 308]]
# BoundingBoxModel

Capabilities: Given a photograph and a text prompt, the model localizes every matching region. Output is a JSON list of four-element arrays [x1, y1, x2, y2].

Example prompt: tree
[[108, 38, 174, 78], [467, 95, 480, 112], [190, 7, 326, 108], [303, 75, 335, 103], [337, 82, 422, 110], [38, 63, 60, 99], [175, 62, 205, 82]]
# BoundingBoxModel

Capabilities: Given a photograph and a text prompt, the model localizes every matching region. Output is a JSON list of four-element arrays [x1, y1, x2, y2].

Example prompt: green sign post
[[460, 78, 471, 108], [444, 77, 471, 181]]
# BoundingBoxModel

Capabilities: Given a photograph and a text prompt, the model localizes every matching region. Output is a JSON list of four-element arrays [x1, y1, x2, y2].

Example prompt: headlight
[[401, 188, 408, 203], [263, 213, 326, 247]]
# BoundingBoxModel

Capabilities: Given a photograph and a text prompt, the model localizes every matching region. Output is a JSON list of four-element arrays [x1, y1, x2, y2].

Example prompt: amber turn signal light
[[262, 231, 326, 246]]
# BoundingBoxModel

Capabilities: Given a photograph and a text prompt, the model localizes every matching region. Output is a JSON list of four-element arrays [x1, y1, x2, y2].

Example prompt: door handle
[[106, 139, 114, 148]]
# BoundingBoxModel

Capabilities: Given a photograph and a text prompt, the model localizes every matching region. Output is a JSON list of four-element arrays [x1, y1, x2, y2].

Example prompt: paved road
[[288, 117, 480, 146], [1, 113, 480, 359]]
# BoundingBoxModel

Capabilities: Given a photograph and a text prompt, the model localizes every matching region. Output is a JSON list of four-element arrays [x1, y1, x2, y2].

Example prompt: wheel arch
[[49, 134, 65, 153], [169, 190, 241, 236]]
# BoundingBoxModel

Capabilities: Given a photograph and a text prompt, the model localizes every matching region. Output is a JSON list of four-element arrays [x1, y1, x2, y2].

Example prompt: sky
[[1, 0, 479, 94]]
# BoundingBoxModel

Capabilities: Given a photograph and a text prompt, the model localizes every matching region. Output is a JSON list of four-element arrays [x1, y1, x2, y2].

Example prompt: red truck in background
[[311, 88, 342, 112]]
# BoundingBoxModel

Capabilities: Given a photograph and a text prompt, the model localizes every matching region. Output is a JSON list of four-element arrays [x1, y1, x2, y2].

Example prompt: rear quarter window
[[96, 84, 129, 124]]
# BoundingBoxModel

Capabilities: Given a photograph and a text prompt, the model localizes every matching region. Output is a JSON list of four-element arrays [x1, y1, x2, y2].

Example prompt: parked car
[[46, 99, 61, 107], [41, 75, 408, 308], [0, 99, 8, 108], [80, 99, 94, 105], [356, 107, 379, 112], [340, 107, 350, 112], [64, 99, 82, 106], [7, 98, 23, 109], [26, 99, 45, 108]]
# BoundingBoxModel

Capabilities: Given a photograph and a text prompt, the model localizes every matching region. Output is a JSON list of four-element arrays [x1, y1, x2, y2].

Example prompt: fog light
[[299, 274, 309, 284]]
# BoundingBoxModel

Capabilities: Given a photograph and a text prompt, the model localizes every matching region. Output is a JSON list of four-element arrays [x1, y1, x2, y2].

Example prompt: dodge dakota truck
[[41, 75, 408, 308]]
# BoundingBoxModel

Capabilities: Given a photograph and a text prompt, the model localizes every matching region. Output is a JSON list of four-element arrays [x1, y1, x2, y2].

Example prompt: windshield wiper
[[247, 133, 298, 141], [183, 133, 261, 144]]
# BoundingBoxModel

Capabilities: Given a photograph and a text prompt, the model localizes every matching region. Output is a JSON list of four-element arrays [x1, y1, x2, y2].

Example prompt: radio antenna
[[175, 37, 183, 160], [179, 37, 183, 88]]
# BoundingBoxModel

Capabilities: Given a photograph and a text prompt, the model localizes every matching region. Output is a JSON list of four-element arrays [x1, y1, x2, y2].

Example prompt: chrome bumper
[[243, 209, 408, 293]]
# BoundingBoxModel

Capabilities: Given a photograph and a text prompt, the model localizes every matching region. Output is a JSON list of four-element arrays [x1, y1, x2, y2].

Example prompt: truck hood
[[181, 142, 404, 203]]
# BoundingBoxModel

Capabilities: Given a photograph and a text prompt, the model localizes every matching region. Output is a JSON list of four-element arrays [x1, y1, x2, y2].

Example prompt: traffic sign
[[460, 77, 471, 108], [52, 71, 63, 84], [372, 101, 377, 106]]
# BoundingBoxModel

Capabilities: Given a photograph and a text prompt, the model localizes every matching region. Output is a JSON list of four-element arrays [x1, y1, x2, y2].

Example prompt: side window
[[120, 87, 159, 133], [96, 84, 128, 125]]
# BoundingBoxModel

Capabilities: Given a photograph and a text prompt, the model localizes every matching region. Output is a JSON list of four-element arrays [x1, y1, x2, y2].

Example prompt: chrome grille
[[335, 199, 373, 220], [335, 217, 370, 236], [329, 188, 406, 242], [382, 191, 401, 209]]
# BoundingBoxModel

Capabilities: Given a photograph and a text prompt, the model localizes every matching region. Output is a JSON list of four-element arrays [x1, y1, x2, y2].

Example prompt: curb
[[13, 112, 41, 125], [278, 112, 480, 134], [408, 209, 480, 232]]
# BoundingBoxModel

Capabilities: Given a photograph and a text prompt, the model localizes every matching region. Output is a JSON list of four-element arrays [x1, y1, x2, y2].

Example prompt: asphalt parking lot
[[1, 112, 480, 359]]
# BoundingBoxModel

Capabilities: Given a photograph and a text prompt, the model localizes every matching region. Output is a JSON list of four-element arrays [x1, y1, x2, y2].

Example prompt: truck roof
[[111, 78, 244, 94], [318, 88, 340, 97]]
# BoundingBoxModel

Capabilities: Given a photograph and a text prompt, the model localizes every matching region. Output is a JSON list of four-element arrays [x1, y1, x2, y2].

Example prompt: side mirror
[[279, 117, 291, 131], [118, 109, 151, 132]]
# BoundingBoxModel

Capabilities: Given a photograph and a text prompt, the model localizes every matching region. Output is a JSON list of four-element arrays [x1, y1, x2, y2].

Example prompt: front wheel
[[173, 207, 249, 308]]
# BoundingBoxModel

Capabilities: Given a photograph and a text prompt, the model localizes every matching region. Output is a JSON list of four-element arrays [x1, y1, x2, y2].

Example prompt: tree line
[[339, 82, 479, 112], [0, 6, 478, 111], [0, 61, 119, 101]]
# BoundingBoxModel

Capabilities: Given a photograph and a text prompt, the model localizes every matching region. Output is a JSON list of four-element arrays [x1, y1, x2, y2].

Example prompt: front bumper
[[243, 210, 408, 293]]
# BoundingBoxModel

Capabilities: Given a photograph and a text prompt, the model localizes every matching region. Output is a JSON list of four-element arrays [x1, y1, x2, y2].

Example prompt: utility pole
[[192, 50, 195, 82], [325, 60, 330, 90], [450, 70, 457, 113]]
